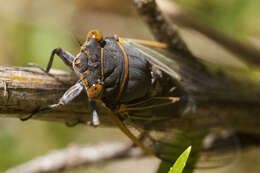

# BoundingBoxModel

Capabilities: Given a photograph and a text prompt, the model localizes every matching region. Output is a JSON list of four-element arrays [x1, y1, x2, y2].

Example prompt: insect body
[[23, 30, 182, 157], [23, 30, 238, 167]]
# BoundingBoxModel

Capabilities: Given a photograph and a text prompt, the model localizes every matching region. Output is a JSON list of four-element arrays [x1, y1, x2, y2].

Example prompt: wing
[[122, 39, 181, 81], [117, 38, 241, 170], [119, 105, 241, 170]]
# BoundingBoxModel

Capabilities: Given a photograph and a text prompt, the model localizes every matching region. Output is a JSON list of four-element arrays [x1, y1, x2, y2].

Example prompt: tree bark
[[0, 66, 111, 126], [1, 60, 260, 136]]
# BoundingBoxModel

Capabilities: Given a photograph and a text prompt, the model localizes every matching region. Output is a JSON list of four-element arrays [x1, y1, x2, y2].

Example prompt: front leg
[[21, 81, 83, 121], [28, 48, 75, 73]]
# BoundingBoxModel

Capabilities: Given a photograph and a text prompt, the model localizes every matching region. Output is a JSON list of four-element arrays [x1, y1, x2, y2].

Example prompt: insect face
[[75, 34, 104, 102]]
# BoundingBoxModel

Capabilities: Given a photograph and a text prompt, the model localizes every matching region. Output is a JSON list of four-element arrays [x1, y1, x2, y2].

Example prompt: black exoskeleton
[[24, 30, 153, 126]]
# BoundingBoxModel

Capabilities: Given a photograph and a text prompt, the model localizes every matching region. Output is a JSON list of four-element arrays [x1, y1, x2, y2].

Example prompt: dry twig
[[0, 66, 111, 126], [6, 143, 146, 173]]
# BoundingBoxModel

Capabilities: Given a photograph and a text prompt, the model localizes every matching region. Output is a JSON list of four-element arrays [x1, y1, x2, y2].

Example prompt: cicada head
[[75, 30, 105, 101]]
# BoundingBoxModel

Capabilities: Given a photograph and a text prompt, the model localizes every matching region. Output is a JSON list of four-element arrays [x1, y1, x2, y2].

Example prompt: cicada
[[23, 30, 240, 169]]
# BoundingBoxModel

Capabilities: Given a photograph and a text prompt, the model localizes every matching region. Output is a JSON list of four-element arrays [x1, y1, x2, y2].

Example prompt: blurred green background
[[1, 0, 260, 173]]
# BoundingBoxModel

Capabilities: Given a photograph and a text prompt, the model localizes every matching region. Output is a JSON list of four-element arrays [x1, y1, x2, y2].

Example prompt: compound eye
[[87, 84, 103, 100], [87, 30, 103, 42]]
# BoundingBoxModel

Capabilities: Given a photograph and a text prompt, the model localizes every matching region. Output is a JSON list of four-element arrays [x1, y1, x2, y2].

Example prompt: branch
[[3, 65, 260, 136], [0, 66, 112, 126], [6, 143, 146, 173]]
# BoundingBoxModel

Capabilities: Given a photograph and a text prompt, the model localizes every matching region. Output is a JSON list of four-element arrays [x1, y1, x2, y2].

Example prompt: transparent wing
[[121, 107, 241, 169], [123, 39, 181, 81], [119, 38, 241, 169]]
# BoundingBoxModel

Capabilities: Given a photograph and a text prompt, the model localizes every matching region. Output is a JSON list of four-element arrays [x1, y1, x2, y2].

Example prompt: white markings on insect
[[92, 109, 100, 126]]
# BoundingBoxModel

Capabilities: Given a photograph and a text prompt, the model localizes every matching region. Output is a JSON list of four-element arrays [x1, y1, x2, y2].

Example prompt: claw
[[21, 103, 61, 122], [88, 99, 100, 127], [27, 63, 47, 73], [91, 109, 100, 127], [20, 107, 41, 121], [20, 114, 34, 121]]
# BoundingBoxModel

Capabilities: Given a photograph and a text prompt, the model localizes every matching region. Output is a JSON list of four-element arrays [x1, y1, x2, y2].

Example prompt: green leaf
[[168, 146, 192, 173]]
